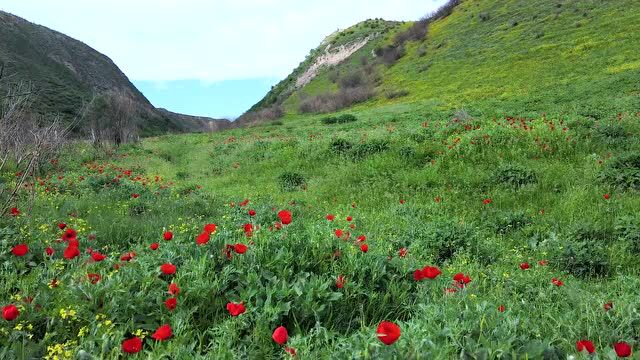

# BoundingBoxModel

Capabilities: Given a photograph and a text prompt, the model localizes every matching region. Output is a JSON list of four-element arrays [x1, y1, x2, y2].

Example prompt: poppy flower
[[233, 243, 247, 254], [58, 223, 66, 230], [357, 235, 366, 242], [248, 209, 256, 216], [285, 347, 297, 356], [552, 278, 564, 287], [10, 207, 20, 217], [150, 243, 159, 250], [604, 302, 613, 311], [243, 223, 254, 237], [399, 199, 405, 204], [336, 275, 346, 289], [398, 247, 407, 257], [278, 210, 292, 225], [11, 244, 29, 257], [165, 297, 177, 311], [120, 252, 135, 262], [453, 273, 471, 286], [87, 273, 101, 284], [168, 283, 180, 295], [498, 305, 505, 312], [151, 324, 172, 341], [346, 216, 353, 222], [614, 342, 632, 357], [519, 262, 530, 270], [326, 214, 335, 221], [196, 232, 210, 245], [482, 198, 492, 205], [376, 321, 401, 345], [576, 340, 595, 354], [538, 259, 548, 266], [131, 193, 140, 199], [63, 245, 80, 260], [163, 231, 173, 241], [226, 302, 246, 316], [434, 196, 442, 203], [360, 244, 369, 253], [45, 247, 54, 256], [239, 199, 249, 207], [603, 193, 610, 200], [62, 228, 77, 241], [91, 252, 106, 262], [204, 223, 217, 234], [160, 263, 176, 275], [121, 336, 143, 354], [2, 304, 19, 321], [272, 326, 288, 345], [335, 229, 343, 238]]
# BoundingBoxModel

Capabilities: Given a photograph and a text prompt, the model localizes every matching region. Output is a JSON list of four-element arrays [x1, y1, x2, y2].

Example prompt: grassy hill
[[1, 0, 640, 358], [0, 11, 230, 135]]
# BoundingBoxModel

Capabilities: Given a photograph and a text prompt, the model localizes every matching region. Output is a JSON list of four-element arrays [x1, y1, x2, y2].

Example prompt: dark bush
[[599, 152, 640, 190], [338, 70, 366, 88], [615, 216, 640, 253], [279, 172, 306, 191], [329, 139, 353, 155], [492, 164, 537, 189], [350, 139, 390, 160], [384, 89, 410, 99], [299, 86, 376, 114], [321, 114, 358, 125], [379, 44, 407, 66], [493, 211, 532, 234], [236, 105, 284, 125], [479, 12, 490, 21], [595, 123, 627, 144], [552, 224, 612, 278]]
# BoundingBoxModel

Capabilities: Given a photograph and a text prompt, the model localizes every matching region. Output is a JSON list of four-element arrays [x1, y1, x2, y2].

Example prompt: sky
[[0, 0, 446, 118]]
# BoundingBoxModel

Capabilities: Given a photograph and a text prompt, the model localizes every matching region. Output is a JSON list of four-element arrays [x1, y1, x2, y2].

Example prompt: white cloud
[[0, 0, 447, 82]]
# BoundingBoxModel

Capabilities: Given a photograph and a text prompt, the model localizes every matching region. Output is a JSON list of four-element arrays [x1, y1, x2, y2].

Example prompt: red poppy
[[122, 336, 142, 354], [603, 193, 610, 200], [399, 199, 405, 204], [519, 262, 530, 270], [398, 247, 407, 257], [434, 196, 442, 203], [278, 210, 292, 225], [168, 283, 180, 295], [357, 235, 366, 242], [196, 232, 210, 245], [45, 247, 55, 256], [335, 229, 343, 238], [2, 304, 19, 321], [10, 207, 20, 217], [233, 243, 247, 254], [576, 340, 595, 354], [538, 259, 548, 266], [248, 209, 256, 216], [150, 243, 159, 250], [58, 223, 66, 230], [604, 302, 613, 311], [131, 193, 140, 199], [91, 252, 106, 262], [498, 305, 505, 312], [376, 321, 401, 345], [87, 273, 101, 284], [163, 231, 173, 241], [326, 214, 335, 221], [151, 324, 172, 341], [614, 342, 632, 357], [243, 223, 254, 237], [226, 302, 246, 316], [62, 228, 77, 241], [552, 278, 564, 286], [165, 298, 177, 311], [204, 223, 217, 234], [336, 275, 346, 289], [272, 326, 288, 345], [453, 273, 471, 286], [160, 263, 176, 275], [63, 245, 80, 260], [346, 216, 353, 222], [482, 198, 492, 205], [11, 244, 28, 257], [120, 252, 136, 262], [285, 347, 297, 356], [239, 199, 249, 207], [360, 244, 369, 253]]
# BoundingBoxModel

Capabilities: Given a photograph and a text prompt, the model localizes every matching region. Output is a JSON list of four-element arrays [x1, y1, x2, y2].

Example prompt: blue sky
[[0, 1, 446, 118]]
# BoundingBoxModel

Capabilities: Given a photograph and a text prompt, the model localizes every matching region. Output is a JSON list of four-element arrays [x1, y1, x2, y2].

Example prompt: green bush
[[493, 211, 532, 234], [279, 171, 306, 191], [615, 216, 640, 253], [321, 114, 358, 125], [329, 138, 354, 155], [492, 164, 537, 189], [552, 224, 612, 278], [350, 139, 390, 160], [599, 151, 640, 189]]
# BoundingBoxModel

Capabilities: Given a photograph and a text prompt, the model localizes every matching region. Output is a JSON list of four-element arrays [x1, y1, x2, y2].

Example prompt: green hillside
[[1, 0, 640, 358]]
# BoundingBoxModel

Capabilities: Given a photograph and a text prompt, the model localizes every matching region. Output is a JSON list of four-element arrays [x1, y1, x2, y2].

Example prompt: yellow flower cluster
[[133, 328, 149, 339], [95, 314, 115, 334], [59, 307, 77, 320], [45, 340, 76, 360]]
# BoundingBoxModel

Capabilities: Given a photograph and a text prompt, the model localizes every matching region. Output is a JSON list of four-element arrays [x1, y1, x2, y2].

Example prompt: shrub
[[321, 114, 358, 125], [350, 139, 390, 160], [329, 139, 353, 154], [299, 87, 376, 114], [599, 152, 640, 189], [384, 89, 410, 99], [378, 44, 407, 66], [492, 164, 537, 189], [479, 12, 490, 21], [338, 70, 366, 89], [493, 211, 532, 234], [595, 123, 627, 145], [552, 224, 612, 278], [615, 216, 640, 253], [429, 220, 475, 264], [236, 105, 284, 125], [279, 172, 306, 191]]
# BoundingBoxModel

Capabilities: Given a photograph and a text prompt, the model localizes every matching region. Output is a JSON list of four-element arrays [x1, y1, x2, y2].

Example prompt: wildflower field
[[1, 95, 640, 359]]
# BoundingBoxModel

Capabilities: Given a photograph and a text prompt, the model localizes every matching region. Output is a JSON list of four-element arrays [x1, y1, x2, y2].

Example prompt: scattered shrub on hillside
[[338, 70, 367, 89], [416, 46, 427, 57], [278, 171, 306, 191], [615, 216, 640, 253], [350, 139, 390, 160], [321, 114, 358, 125], [552, 224, 612, 278], [595, 123, 627, 145], [175, 171, 189, 180], [299, 86, 376, 113], [376, 44, 407, 66], [385, 89, 410, 99], [237, 105, 284, 124], [328, 69, 340, 83], [479, 12, 491, 21], [493, 210, 532, 234], [428, 220, 475, 264], [492, 164, 537, 189], [598, 152, 640, 190], [329, 139, 354, 155]]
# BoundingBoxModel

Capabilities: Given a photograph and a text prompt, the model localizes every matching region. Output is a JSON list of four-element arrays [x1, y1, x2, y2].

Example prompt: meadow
[[1, 94, 640, 359]]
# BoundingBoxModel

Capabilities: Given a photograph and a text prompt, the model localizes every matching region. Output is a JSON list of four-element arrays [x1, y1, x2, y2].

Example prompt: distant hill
[[246, 0, 640, 121], [0, 10, 230, 135]]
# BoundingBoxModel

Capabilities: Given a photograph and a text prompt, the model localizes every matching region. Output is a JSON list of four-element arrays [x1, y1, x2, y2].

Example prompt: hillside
[[0, 11, 230, 135], [247, 0, 640, 121]]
